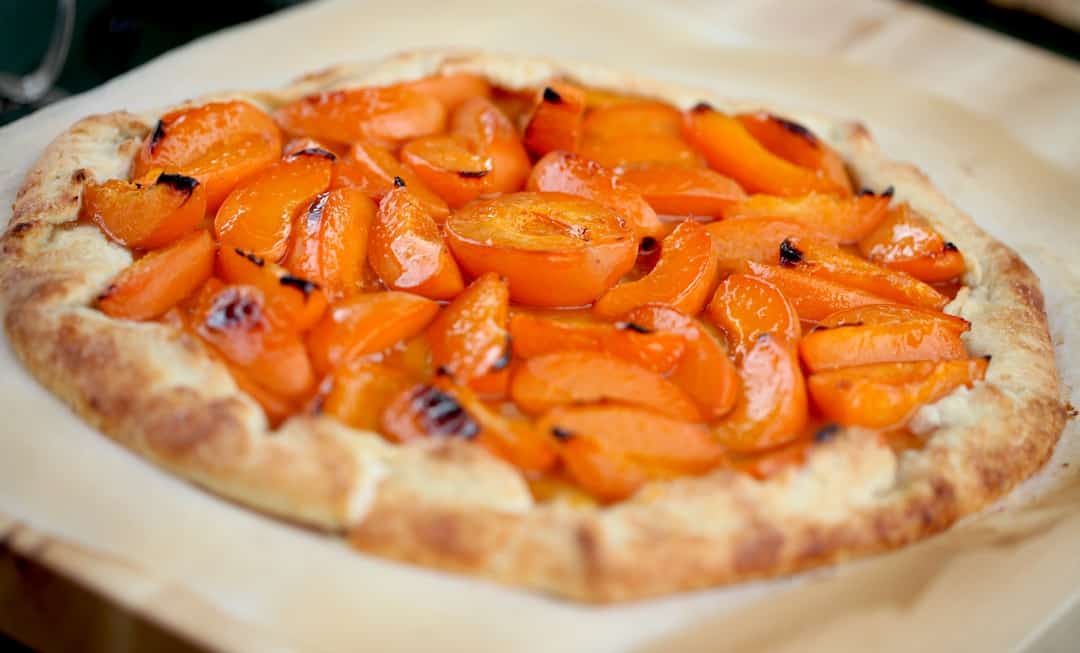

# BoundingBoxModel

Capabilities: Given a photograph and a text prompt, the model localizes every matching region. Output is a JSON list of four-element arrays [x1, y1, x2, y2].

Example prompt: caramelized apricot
[[615, 164, 746, 218], [275, 85, 446, 146], [370, 183, 463, 300], [583, 101, 683, 140], [511, 351, 702, 420], [333, 141, 450, 220], [713, 333, 808, 453], [307, 291, 439, 373], [214, 151, 332, 261], [780, 237, 949, 310], [98, 230, 214, 321], [817, 304, 970, 333], [426, 273, 510, 383], [527, 151, 663, 240], [188, 280, 315, 399], [323, 361, 415, 431], [224, 359, 296, 427], [859, 204, 966, 282], [285, 187, 374, 301], [705, 217, 839, 274], [724, 192, 890, 243], [625, 305, 739, 420], [580, 136, 703, 169], [134, 101, 282, 211], [445, 192, 636, 307], [508, 313, 686, 374], [380, 381, 556, 471], [743, 260, 892, 322], [808, 358, 988, 428], [735, 112, 853, 194], [82, 171, 206, 250], [446, 380, 557, 471], [400, 135, 488, 208], [451, 97, 531, 194], [683, 106, 842, 196], [217, 246, 327, 332], [799, 320, 968, 373], [707, 273, 800, 359], [522, 82, 585, 155], [594, 220, 719, 318], [541, 405, 726, 502]]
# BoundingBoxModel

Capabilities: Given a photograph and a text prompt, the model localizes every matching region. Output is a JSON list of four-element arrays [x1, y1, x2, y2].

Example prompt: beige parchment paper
[[0, 1, 1077, 651]]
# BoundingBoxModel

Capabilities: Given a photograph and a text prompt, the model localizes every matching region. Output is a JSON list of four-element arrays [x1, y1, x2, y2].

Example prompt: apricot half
[[445, 192, 636, 307]]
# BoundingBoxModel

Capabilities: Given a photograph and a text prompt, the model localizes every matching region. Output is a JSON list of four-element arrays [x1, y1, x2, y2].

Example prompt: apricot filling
[[85, 71, 982, 502]]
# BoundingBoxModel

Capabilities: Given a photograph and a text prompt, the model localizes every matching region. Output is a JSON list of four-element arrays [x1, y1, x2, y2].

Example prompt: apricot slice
[[743, 260, 892, 322], [540, 405, 726, 502], [859, 204, 966, 282], [593, 220, 719, 318], [510, 351, 702, 420], [274, 85, 446, 146], [217, 246, 327, 333], [133, 100, 283, 210], [98, 230, 214, 321], [188, 280, 315, 399], [615, 164, 746, 218], [817, 304, 970, 333], [683, 105, 842, 196], [82, 171, 206, 250], [705, 217, 839, 274], [333, 141, 450, 221], [735, 112, 853, 194], [445, 192, 636, 307], [285, 187, 374, 301], [426, 273, 511, 383], [400, 135, 488, 208], [323, 361, 415, 431], [522, 82, 586, 156], [780, 237, 949, 310], [214, 151, 332, 262], [380, 381, 556, 472], [307, 291, 439, 373], [707, 273, 800, 359], [579, 136, 703, 169], [380, 335, 435, 383], [799, 320, 968, 373], [451, 97, 531, 194], [508, 313, 686, 374], [713, 334, 808, 453], [625, 305, 739, 420], [528, 151, 663, 240], [369, 182, 464, 300], [583, 101, 683, 140], [724, 191, 890, 243], [448, 381, 557, 472], [399, 72, 492, 110], [808, 358, 988, 428], [224, 359, 296, 427]]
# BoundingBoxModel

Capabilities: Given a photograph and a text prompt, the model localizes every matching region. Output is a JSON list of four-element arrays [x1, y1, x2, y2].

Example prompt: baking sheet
[[1, 1, 1078, 651]]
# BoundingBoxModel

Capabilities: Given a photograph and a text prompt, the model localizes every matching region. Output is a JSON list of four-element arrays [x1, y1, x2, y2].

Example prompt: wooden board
[[2, 1, 1079, 651]]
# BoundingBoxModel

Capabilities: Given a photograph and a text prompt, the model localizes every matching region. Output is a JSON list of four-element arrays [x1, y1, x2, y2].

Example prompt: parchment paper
[[1, 1, 1077, 651]]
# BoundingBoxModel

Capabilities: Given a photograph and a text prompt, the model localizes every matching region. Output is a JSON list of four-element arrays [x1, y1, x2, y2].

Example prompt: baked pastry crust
[[0, 50, 1066, 602]]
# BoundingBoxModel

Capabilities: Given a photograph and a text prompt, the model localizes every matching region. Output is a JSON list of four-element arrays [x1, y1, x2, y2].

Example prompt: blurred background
[[1, 0, 1078, 127]]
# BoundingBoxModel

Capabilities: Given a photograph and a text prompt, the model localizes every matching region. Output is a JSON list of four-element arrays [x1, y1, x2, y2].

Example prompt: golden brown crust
[[0, 50, 1066, 602]]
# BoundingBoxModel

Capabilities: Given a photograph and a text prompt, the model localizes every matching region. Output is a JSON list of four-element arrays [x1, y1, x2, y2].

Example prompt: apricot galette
[[0, 51, 1064, 601]]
